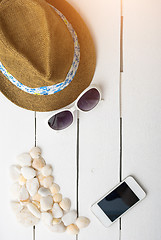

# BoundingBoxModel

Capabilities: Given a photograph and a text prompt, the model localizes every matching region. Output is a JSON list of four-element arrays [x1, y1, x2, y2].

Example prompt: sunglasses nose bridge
[[70, 105, 77, 113]]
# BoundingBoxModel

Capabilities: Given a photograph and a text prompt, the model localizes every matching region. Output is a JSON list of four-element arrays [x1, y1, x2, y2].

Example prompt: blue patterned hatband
[[0, 4, 80, 95]]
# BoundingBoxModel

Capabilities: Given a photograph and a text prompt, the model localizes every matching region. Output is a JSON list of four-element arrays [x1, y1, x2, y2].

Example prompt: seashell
[[11, 201, 23, 214], [32, 193, 41, 202], [26, 178, 39, 196], [40, 196, 53, 211], [32, 157, 46, 171], [66, 224, 79, 235], [32, 200, 40, 209], [17, 153, 32, 167], [16, 206, 40, 227], [75, 216, 90, 229], [42, 176, 54, 188], [10, 165, 21, 181], [19, 175, 27, 185], [50, 183, 60, 195], [52, 218, 61, 225], [27, 203, 41, 218], [62, 210, 77, 226], [48, 222, 66, 233], [53, 193, 62, 203], [41, 212, 53, 226], [38, 187, 51, 197], [19, 199, 30, 206], [19, 185, 29, 202], [30, 147, 41, 159], [59, 198, 71, 211], [21, 167, 36, 179], [10, 182, 21, 200], [52, 203, 63, 218], [37, 173, 45, 184], [41, 164, 52, 177]]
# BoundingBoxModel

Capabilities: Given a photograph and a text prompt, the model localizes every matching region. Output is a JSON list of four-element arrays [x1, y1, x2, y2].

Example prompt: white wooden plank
[[77, 0, 121, 239], [0, 93, 34, 240], [122, 0, 161, 239], [36, 110, 77, 240]]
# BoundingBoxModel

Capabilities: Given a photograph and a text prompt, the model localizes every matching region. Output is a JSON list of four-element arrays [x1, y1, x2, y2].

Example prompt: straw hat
[[0, 0, 96, 112]]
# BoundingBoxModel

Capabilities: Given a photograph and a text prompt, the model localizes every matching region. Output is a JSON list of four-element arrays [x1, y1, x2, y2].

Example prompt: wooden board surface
[[0, 93, 34, 240], [121, 0, 161, 239], [77, 0, 120, 239], [35, 108, 77, 240]]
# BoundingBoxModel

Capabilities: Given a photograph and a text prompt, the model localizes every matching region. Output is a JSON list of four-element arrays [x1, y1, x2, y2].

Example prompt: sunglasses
[[47, 85, 101, 131]]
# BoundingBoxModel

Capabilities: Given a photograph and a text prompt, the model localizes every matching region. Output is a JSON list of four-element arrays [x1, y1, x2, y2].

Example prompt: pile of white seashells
[[10, 147, 90, 235]]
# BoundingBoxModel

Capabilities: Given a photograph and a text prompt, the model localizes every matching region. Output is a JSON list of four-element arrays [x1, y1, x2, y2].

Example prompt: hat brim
[[0, 0, 96, 112]]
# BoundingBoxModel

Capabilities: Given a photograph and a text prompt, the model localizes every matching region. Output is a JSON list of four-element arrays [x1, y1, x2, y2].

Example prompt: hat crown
[[0, 0, 74, 88]]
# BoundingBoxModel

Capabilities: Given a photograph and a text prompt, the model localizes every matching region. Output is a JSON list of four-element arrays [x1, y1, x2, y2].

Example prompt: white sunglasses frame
[[46, 85, 102, 131]]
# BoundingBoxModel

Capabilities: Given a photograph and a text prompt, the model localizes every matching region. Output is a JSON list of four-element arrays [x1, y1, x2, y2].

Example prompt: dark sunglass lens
[[48, 111, 73, 130], [77, 88, 100, 112]]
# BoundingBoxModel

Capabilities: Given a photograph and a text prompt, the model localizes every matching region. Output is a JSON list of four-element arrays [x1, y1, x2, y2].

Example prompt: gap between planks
[[119, 117, 122, 239], [119, 0, 124, 238], [33, 111, 37, 240], [76, 112, 80, 240]]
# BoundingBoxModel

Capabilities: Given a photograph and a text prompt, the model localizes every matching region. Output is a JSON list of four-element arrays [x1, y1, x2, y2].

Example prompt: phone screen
[[98, 182, 140, 222]]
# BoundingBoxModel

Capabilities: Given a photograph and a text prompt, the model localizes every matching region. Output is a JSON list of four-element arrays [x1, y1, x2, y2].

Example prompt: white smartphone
[[91, 176, 146, 227]]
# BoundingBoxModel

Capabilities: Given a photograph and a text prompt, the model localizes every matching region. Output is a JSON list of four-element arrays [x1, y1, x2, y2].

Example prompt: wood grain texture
[[122, 0, 161, 239]]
